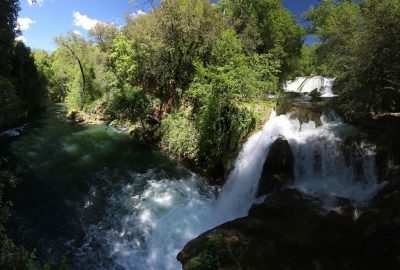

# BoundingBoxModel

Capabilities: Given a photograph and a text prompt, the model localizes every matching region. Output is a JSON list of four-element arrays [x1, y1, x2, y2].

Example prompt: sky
[[17, 0, 318, 51]]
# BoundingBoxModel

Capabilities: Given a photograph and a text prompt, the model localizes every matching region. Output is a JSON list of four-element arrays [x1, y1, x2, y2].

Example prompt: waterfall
[[215, 110, 382, 221], [71, 108, 382, 270], [284, 76, 336, 97]]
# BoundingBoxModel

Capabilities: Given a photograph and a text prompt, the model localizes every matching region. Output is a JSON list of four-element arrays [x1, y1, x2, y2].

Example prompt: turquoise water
[[1, 104, 216, 269]]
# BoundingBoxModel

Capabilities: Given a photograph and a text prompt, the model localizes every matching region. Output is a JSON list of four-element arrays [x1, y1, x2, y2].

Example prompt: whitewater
[[73, 110, 382, 270]]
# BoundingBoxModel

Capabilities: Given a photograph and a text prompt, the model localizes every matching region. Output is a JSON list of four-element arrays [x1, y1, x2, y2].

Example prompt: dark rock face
[[177, 190, 325, 270], [308, 89, 322, 102], [257, 138, 294, 197], [178, 187, 400, 270]]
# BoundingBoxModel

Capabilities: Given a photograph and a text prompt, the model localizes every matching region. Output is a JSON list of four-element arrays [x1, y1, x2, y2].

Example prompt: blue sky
[[17, 0, 317, 51]]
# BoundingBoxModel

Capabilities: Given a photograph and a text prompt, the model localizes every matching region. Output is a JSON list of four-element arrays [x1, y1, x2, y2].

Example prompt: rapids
[[0, 101, 382, 269]]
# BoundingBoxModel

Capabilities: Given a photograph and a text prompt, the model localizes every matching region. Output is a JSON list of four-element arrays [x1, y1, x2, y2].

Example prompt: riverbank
[[66, 100, 276, 186]]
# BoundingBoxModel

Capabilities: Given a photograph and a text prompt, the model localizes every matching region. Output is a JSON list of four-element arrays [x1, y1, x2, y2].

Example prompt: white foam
[[216, 110, 381, 212], [0, 124, 26, 137], [74, 110, 382, 269]]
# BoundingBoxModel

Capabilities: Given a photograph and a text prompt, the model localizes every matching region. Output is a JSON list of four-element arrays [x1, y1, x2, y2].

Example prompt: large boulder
[[257, 137, 294, 197], [177, 186, 400, 270], [177, 190, 327, 270]]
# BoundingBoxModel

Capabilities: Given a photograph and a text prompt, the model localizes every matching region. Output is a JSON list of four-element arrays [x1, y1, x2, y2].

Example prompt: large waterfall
[[71, 109, 382, 270], [215, 110, 382, 222], [3, 103, 382, 270]]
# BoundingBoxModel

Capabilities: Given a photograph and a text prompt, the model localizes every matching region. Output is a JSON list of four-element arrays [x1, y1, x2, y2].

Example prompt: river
[[0, 97, 383, 269]]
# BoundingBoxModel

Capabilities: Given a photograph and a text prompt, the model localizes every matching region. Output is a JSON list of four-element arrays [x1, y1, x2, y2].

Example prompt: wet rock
[[178, 184, 400, 270], [350, 184, 400, 270], [341, 133, 376, 184], [308, 89, 322, 102], [279, 102, 328, 125], [177, 190, 328, 270], [257, 138, 294, 197]]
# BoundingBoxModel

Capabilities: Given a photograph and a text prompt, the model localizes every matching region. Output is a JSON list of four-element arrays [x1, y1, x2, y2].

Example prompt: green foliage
[[109, 32, 136, 87], [305, 0, 400, 112], [292, 44, 332, 77], [125, 0, 225, 102], [0, 39, 47, 129], [105, 86, 157, 127], [304, 0, 362, 76], [160, 111, 200, 160], [0, 0, 20, 77], [12, 42, 48, 111], [88, 22, 118, 53], [0, 159, 72, 270], [197, 94, 260, 176], [33, 50, 61, 101], [53, 32, 115, 111], [156, 29, 279, 175], [187, 30, 280, 107], [222, 0, 304, 81], [0, 76, 21, 129], [184, 230, 237, 270]]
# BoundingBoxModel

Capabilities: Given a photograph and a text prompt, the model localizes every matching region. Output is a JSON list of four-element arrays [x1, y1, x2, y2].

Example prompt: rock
[[308, 89, 322, 102], [177, 190, 327, 270], [278, 102, 329, 125], [341, 133, 375, 184], [67, 111, 84, 123], [350, 184, 400, 270], [257, 138, 294, 197], [178, 184, 400, 270]]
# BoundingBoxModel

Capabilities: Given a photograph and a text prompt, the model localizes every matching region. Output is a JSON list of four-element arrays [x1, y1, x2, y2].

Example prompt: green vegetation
[[184, 230, 238, 270], [33, 0, 299, 178], [0, 0, 47, 130], [2, 0, 400, 268], [304, 0, 400, 112], [0, 159, 71, 270]]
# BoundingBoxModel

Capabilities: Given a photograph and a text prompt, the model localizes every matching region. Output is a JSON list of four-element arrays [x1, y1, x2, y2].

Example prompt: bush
[[105, 86, 158, 127], [0, 76, 21, 129], [159, 111, 200, 160]]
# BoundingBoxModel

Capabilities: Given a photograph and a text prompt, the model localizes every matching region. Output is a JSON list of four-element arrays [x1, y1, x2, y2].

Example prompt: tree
[[109, 32, 136, 88], [88, 22, 119, 53], [53, 32, 110, 111], [0, 0, 20, 77], [305, 0, 400, 112], [186, 29, 280, 175], [124, 0, 225, 109], [55, 33, 87, 95], [33, 50, 61, 101], [222, 0, 304, 81], [12, 41, 47, 112], [303, 0, 362, 76]]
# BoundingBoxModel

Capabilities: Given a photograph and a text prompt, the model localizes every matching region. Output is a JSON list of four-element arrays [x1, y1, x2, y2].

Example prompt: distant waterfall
[[284, 76, 336, 97]]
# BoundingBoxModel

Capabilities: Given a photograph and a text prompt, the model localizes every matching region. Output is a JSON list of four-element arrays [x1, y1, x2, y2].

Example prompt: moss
[[183, 230, 240, 270]]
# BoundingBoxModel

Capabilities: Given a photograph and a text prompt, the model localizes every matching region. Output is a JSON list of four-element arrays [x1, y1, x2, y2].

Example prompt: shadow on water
[[1, 104, 192, 261]]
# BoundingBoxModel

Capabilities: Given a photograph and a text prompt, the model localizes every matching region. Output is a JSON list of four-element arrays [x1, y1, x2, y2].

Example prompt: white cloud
[[73, 11, 100, 30], [73, 30, 82, 36], [16, 36, 26, 43], [27, 0, 44, 7], [17, 17, 36, 31], [131, 10, 147, 18]]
